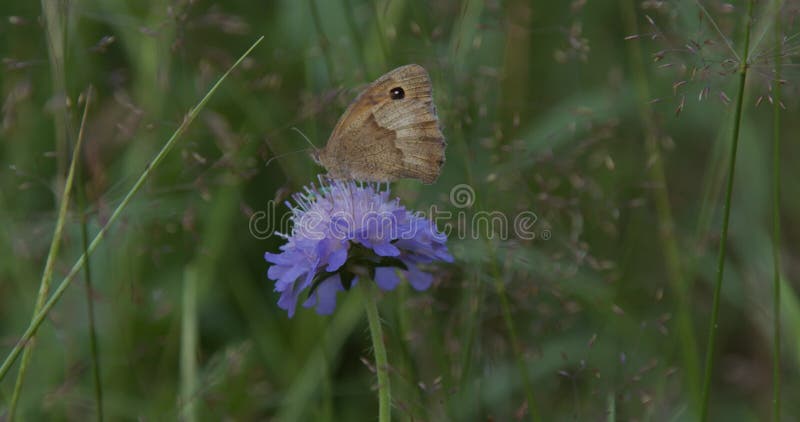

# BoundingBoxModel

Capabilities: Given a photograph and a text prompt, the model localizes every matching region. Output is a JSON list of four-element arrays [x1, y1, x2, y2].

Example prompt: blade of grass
[[445, 1, 485, 414], [446, 3, 540, 413], [606, 391, 615, 422], [6, 0, 73, 415], [309, 0, 335, 83], [174, 152, 258, 417], [369, 0, 389, 67], [456, 266, 485, 415], [341, 0, 367, 75], [448, 0, 484, 73], [621, 0, 701, 411], [179, 265, 198, 422], [275, 292, 363, 421], [392, 283, 425, 420], [492, 250, 540, 422], [40, 0, 68, 186], [771, 7, 783, 421], [0, 36, 264, 383], [6, 82, 92, 419], [699, 2, 755, 420], [76, 88, 104, 422]]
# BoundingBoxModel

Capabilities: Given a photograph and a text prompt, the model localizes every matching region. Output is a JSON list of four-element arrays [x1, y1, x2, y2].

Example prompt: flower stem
[[699, 1, 754, 420], [363, 281, 392, 422]]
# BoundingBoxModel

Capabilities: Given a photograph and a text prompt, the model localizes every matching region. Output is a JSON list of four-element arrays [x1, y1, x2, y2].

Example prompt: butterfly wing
[[318, 64, 446, 184]]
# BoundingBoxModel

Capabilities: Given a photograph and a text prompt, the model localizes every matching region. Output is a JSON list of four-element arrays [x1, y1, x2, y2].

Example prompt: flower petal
[[273, 265, 307, 291], [264, 251, 295, 265], [406, 265, 434, 291], [372, 242, 401, 257], [278, 289, 300, 318], [374, 267, 401, 291], [303, 275, 344, 315], [326, 244, 348, 272]]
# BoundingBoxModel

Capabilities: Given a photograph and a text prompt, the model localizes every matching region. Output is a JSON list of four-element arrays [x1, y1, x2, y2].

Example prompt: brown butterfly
[[312, 64, 446, 184]]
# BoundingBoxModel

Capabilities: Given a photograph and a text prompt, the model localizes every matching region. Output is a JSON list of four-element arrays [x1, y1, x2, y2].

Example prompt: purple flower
[[265, 177, 453, 317]]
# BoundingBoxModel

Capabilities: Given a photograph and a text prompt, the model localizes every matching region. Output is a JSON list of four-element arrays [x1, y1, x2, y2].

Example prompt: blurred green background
[[1, 0, 799, 420]]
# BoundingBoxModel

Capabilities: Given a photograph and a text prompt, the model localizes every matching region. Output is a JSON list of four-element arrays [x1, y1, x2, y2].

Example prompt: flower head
[[265, 177, 453, 317]]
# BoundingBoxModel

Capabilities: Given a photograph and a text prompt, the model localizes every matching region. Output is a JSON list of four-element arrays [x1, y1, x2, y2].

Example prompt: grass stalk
[[363, 281, 392, 422], [0, 36, 264, 383], [341, 0, 368, 74], [699, 1, 755, 419], [6, 82, 91, 420], [456, 268, 485, 415], [39, 0, 67, 184], [81, 223, 103, 422], [620, 0, 701, 410], [770, 8, 783, 421], [309, 0, 335, 82], [492, 264, 540, 422], [369, 0, 390, 66], [275, 292, 364, 421], [393, 284, 426, 419], [76, 89, 104, 421], [180, 265, 199, 422]]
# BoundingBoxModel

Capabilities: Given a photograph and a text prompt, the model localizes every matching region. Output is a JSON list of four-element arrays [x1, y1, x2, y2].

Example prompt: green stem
[[493, 270, 540, 422], [393, 284, 426, 419], [456, 268, 484, 413], [369, 0, 389, 67], [76, 90, 104, 422], [621, 0, 701, 410], [699, 2, 754, 420], [7, 0, 71, 417], [82, 212, 103, 422], [0, 36, 264, 383], [180, 265, 199, 422], [341, 0, 367, 74], [40, 0, 68, 187], [7, 77, 89, 421], [771, 8, 783, 422], [363, 281, 391, 422], [308, 0, 335, 83]]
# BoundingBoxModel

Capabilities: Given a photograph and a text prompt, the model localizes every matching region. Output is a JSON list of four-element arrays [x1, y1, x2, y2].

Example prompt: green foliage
[[1, 0, 798, 420]]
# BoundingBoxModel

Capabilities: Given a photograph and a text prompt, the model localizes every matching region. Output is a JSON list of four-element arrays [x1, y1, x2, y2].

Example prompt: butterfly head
[[310, 148, 323, 166]]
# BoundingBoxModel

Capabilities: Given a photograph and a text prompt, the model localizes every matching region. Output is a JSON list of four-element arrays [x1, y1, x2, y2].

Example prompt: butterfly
[[312, 64, 446, 184]]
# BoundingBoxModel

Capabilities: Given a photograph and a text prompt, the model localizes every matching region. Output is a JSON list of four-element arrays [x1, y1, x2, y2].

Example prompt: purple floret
[[265, 177, 453, 317]]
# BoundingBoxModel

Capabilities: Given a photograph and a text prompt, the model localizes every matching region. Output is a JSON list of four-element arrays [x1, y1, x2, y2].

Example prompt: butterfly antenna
[[291, 127, 318, 150], [264, 148, 313, 168], [264, 128, 320, 168]]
